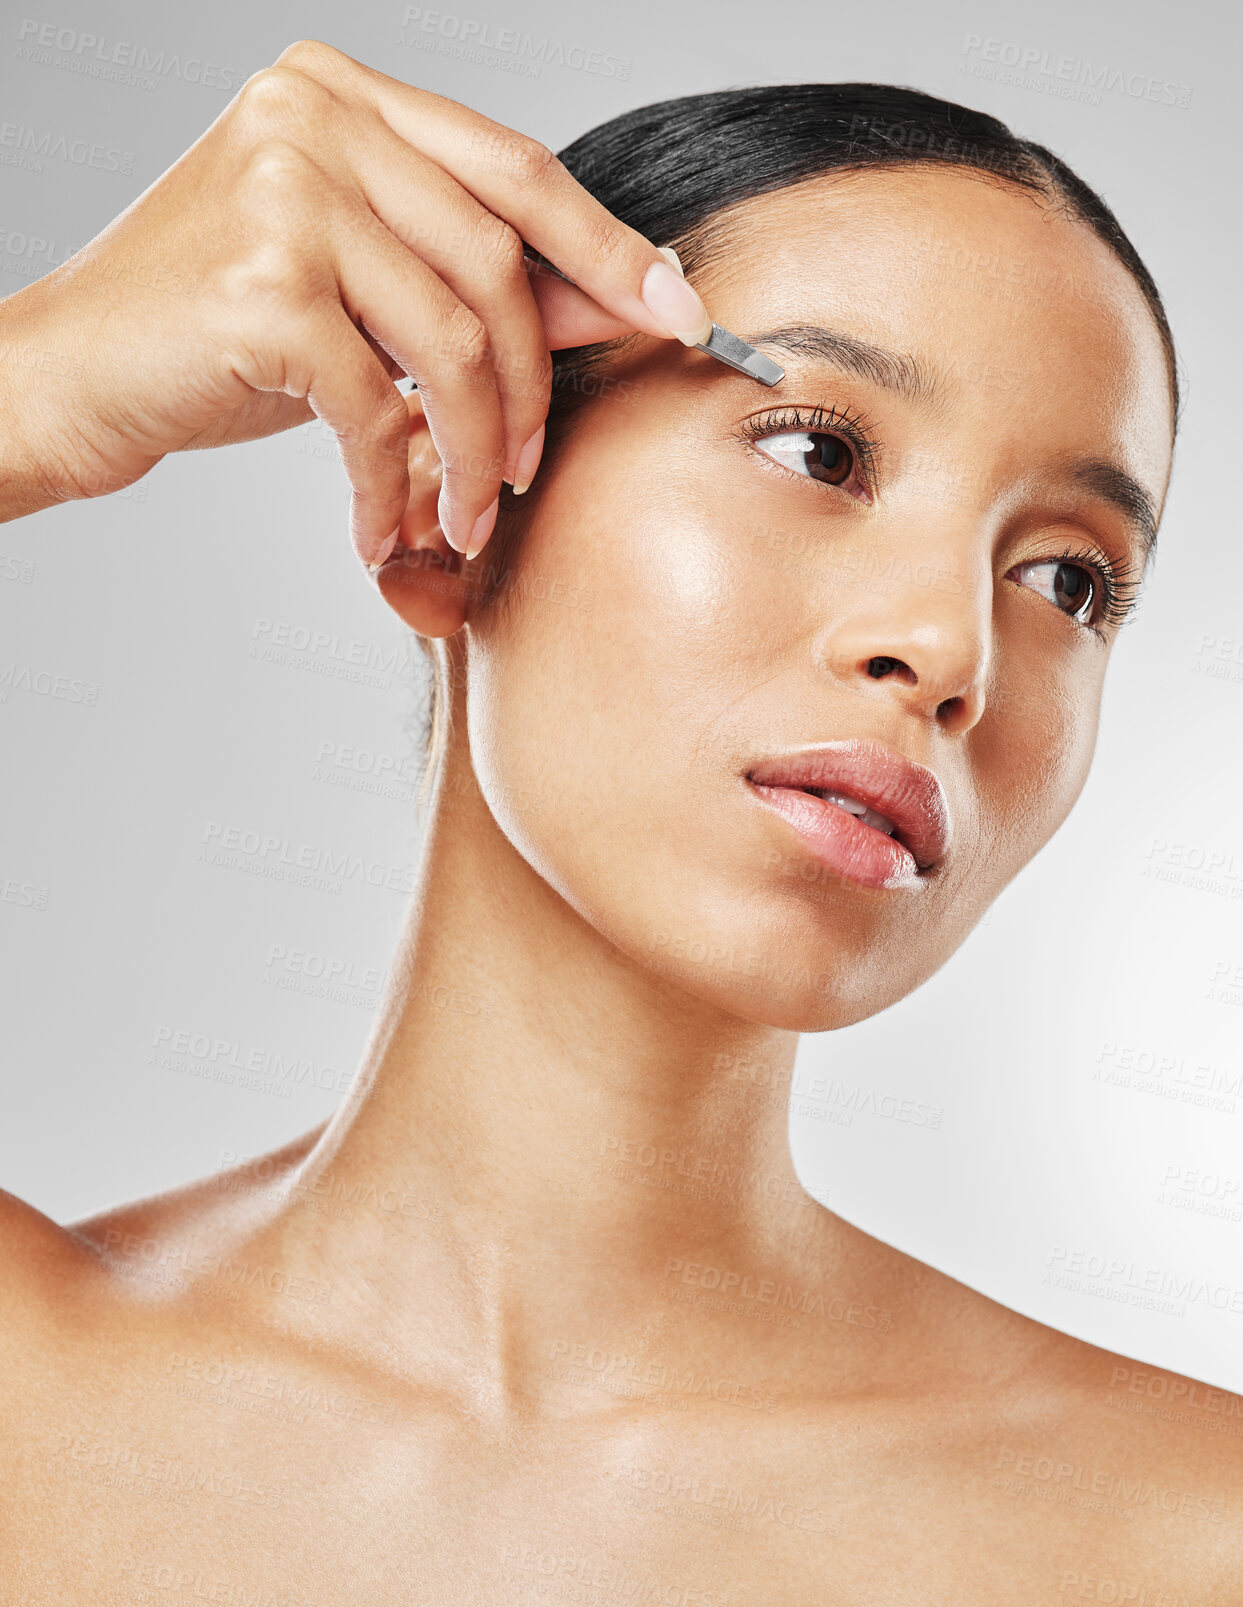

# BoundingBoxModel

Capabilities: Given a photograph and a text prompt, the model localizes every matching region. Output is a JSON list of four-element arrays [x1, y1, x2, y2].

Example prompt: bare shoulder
[[0, 1183, 99, 1312], [890, 1262, 1243, 1597], [884, 1236, 1243, 1484], [933, 1265, 1243, 1464], [1039, 1319, 1243, 1488], [976, 1296, 1243, 1586], [68, 1120, 327, 1257], [0, 1184, 113, 1428], [0, 1125, 326, 1351]]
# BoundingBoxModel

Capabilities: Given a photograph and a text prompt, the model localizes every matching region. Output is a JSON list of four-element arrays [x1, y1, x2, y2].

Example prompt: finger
[[339, 124, 551, 491], [399, 102, 711, 345], [299, 310, 413, 566], [274, 43, 712, 347], [333, 214, 505, 556], [522, 261, 638, 349]]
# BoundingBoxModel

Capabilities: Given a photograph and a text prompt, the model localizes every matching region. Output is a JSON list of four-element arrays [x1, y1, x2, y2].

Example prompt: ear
[[371, 388, 473, 638]]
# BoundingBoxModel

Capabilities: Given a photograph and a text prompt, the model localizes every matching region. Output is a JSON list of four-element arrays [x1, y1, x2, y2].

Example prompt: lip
[[745, 740, 952, 890]]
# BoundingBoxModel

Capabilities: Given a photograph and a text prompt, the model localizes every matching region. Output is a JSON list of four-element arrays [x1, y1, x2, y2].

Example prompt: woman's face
[[460, 165, 1174, 1031]]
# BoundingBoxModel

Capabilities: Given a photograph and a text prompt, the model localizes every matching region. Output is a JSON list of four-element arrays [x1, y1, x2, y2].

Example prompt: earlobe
[[371, 389, 472, 639]]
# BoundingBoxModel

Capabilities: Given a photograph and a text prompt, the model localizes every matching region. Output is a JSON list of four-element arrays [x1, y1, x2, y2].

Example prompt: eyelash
[[1022, 543, 1144, 639], [736, 403, 1144, 638]]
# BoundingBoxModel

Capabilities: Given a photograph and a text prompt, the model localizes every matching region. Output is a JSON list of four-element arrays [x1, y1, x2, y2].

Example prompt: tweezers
[[521, 246, 784, 387]]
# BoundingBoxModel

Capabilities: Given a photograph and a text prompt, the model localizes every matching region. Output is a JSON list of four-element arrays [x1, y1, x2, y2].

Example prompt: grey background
[[2, 0, 1240, 1389]]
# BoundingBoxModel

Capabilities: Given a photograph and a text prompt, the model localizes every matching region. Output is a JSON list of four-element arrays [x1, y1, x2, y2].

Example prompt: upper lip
[[745, 740, 952, 871]]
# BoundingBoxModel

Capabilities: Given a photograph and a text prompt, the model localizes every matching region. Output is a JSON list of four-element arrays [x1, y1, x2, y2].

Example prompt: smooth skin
[[3, 42, 1241, 1606], [0, 39, 711, 557]]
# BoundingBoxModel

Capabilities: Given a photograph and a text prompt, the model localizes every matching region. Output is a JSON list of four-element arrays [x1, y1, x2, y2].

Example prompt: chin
[[633, 906, 939, 1033]]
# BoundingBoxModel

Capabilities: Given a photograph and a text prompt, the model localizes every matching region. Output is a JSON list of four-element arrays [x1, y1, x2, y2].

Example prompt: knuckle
[[476, 216, 525, 278], [504, 345, 552, 401], [237, 137, 321, 204], [578, 214, 629, 271], [344, 419, 401, 466], [443, 304, 491, 369], [236, 66, 305, 123], [235, 63, 334, 129], [216, 236, 314, 307], [370, 386, 413, 450], [274, 39, 344, 78], [347, 473, 405, 516], [496, 132, 559, 191]]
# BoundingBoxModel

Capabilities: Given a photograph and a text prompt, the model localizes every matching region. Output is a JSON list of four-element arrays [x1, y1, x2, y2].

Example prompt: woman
[[1, 41, 1237, 1601]]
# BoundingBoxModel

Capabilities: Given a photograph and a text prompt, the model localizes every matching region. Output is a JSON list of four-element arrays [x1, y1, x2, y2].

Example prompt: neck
[[263, 738, 840, 1394]]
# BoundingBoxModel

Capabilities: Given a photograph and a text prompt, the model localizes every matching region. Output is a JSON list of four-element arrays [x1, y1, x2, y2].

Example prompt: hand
[[0, 39, 713, 561]]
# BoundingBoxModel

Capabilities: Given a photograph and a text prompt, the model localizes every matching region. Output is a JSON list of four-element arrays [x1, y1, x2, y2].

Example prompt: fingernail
[[464, 495, 499, 561], [366, 528, 400, 572], [657, 245, 683, 275], [641, 259, 712, 347], [511, 424, 545, 496]]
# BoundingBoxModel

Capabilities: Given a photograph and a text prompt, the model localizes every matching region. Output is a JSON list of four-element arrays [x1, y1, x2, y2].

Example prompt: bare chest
[[5, 1381, 1220, 1607]]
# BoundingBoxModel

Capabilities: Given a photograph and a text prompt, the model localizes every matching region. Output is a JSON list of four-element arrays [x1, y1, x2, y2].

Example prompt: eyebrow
[[744, 323, 938, 406], [743, 322, 1160, 565], [1063, 457, 1159, 566]]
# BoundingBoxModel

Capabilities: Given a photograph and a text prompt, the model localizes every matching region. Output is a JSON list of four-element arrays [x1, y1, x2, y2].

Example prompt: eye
[[757, 427, 855, 485], [1010, 558, 1096, 624], [750, 427, 871, 501]]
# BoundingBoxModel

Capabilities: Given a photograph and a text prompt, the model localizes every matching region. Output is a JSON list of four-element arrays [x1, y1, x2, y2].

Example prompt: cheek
[[976, 643, 1103, 878], [464, 433, 806, 970], [468, 475, 749, 868]]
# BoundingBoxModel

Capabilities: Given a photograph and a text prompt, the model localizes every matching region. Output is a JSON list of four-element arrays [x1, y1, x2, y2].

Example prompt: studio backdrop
[[2, 0, 1240, 1391]]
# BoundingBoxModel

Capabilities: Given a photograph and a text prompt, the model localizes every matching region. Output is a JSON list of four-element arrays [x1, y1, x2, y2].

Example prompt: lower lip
[[747, 782, 922, 890]]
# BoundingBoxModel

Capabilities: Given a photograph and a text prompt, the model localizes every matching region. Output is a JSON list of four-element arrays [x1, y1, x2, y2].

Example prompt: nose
[[812, 552, 991, 735]]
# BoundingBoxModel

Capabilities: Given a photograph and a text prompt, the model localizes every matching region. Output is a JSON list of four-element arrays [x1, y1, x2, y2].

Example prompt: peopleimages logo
[[398, 7, 632, 80], [0, 122, 134, 175], [199, 821, 416, 895], [14, 19, 249, 93], [0, 661, 99, 705], [959, 34, 1192, 108]]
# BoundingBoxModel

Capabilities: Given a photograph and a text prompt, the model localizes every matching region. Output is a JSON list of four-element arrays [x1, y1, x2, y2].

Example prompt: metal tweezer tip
[[519, 246, 783, 386], [694, 324, 785, 386]]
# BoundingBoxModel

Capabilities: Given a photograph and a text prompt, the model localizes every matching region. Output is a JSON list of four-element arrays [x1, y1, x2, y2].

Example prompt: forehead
[[690, 165, 1173, 491]]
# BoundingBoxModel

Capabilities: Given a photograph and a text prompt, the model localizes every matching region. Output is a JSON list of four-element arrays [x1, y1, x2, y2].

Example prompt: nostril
[[867, 655, 910, 680]]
